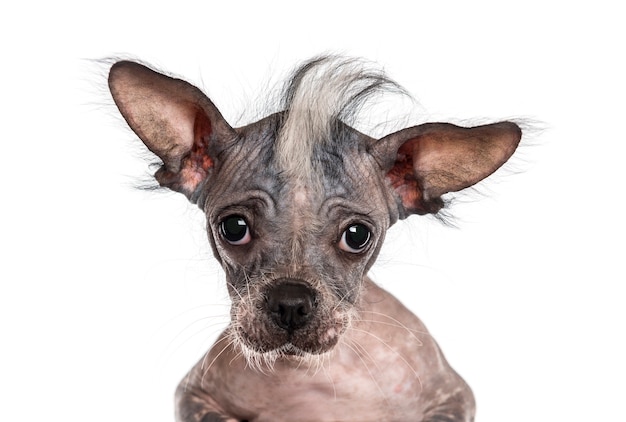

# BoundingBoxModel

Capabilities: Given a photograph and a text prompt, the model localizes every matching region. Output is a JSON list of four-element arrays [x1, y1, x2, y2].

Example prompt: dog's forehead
[[240, 113, 377, 202]]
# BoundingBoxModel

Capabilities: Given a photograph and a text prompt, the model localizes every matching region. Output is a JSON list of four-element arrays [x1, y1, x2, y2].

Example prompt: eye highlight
[[339, 224, 371, 253], [219, 215, 251, 245]]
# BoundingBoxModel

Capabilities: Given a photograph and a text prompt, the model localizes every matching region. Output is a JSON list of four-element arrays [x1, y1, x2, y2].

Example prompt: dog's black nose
[[266, 282, 316, 332]]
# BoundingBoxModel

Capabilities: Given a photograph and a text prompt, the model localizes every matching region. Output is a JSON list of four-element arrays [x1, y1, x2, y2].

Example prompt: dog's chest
[[214, 346, 425, 421]]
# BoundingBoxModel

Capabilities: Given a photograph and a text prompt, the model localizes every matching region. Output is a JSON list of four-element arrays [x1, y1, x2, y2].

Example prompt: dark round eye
[[220, 215, 251, 245], [339, 224, 371, 253]]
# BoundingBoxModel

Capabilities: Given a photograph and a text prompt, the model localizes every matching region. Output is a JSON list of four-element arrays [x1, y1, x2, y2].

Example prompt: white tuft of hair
[[274, 56, 407, 185]]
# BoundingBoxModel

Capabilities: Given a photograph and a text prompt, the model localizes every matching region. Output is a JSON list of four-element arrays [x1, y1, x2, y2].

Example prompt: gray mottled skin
[[108, 57, 521, 422]]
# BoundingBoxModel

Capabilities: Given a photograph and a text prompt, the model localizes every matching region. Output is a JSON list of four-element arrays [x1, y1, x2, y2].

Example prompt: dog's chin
[[279, 342, 325, 357], [281, 343, 305, 355], [241, 337, 335, 357], [233, 334, 336, 371]]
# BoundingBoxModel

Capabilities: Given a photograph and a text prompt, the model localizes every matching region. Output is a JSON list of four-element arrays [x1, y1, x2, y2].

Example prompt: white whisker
[[340, 339, 390, 408], [200, 335, 235, 388]]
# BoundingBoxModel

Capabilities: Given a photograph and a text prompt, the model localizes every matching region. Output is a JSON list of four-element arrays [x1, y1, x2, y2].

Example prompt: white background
[[2, 1, 624, 421]]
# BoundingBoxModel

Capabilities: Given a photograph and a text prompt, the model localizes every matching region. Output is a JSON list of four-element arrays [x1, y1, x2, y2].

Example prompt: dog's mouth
[[232, 326, 345, 371], [234, 312, 347, 355]]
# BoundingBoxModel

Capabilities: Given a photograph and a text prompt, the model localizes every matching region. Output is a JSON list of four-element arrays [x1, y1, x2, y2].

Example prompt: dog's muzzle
[[234, 277, 346, 357]]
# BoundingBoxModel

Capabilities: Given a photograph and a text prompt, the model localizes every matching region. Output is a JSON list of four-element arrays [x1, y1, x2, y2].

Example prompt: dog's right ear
[[372, 121, 521, 218], [108, 61, 236, 202]]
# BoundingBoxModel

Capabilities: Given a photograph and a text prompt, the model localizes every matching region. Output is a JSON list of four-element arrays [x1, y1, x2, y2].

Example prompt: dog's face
[[201, 114, 393, 358], [108, 57, 521, 365]]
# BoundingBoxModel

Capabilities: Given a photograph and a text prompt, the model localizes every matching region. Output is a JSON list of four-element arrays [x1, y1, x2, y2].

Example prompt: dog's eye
[[339, 224, 371, 253], [220, 215, 251, 245]]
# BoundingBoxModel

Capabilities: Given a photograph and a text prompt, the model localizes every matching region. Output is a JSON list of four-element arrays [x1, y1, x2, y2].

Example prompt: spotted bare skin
[[108, 56, 521, 422]]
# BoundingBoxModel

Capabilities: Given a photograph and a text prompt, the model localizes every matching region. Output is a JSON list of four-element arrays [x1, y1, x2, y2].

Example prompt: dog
[[108, 56, 521, 421]]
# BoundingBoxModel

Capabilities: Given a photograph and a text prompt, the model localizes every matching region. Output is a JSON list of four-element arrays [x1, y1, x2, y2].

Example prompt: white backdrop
[[2, 1, 624, 421]]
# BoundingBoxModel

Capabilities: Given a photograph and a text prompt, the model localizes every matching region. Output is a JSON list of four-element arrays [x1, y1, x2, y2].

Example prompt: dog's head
[[109, 57, 520, 364]]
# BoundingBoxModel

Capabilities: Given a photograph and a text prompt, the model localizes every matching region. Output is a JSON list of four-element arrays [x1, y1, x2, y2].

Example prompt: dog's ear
[[108, 61, 236, 202], [372, 122, 521, 217]]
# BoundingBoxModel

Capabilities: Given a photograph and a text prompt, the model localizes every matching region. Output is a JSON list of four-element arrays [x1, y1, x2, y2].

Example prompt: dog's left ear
[[108, 61, 237, 202], [372, 122, 521, 217]]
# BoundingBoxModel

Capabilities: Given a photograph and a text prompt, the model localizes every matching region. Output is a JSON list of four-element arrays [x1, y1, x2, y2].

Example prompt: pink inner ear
[[386, 141, 439, 215], [191, 110, 214, 172], [156, 109, 214, 196], [382, 122, 521, 217]]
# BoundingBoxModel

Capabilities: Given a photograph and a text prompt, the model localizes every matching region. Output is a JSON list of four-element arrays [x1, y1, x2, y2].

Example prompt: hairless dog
[[109, 56, 521, 421]]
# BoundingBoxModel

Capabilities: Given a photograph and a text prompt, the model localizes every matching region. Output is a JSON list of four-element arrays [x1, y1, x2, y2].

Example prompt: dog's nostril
[[266, 282, 316, 332]]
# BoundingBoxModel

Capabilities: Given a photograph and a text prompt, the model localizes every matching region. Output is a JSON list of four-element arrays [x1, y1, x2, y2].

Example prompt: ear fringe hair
[[433, 117, 543, 226], [91, 56, 187, 195]]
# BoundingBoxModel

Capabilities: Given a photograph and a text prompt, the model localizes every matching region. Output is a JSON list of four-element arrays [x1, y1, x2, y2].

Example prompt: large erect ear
[[108, 61, 236, 202], [372, 122, 521, 217]]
